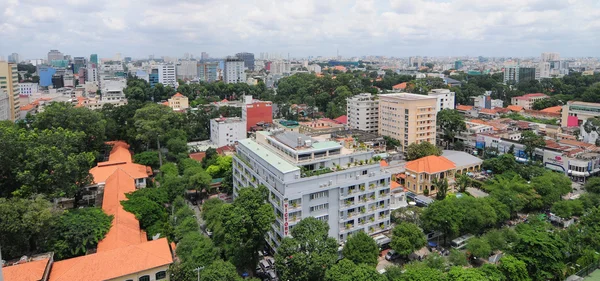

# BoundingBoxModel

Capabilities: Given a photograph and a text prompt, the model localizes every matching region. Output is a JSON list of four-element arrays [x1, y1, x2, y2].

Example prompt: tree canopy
[[406, 141, 442, 161], [342, 231, 379, 267], [391, 222, 427, 256]]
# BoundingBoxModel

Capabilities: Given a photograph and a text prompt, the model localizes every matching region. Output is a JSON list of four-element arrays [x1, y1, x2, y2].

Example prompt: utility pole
[[194, 266, 205, 281]]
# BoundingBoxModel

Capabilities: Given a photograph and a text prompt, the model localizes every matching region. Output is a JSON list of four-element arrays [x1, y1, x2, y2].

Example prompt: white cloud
[[0, 0, 598, 59]]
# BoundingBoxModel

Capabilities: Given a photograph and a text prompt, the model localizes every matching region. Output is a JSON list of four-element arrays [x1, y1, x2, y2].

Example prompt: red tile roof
[[456, 105, 473, 111], [540, 106, 562, 113], [479, 108, 498, 114], [49, 239, 172, 281], [173, 92, 184, 98], [2, 258, 50, 281], [89, 141, 152, 184], [334, 115, 348, 124], [392, 82, 407, 90], [514, 93, 548, 100], [406, 155, 456, 174], [189, 152, 206, 162], [507, 105, 524, 112]]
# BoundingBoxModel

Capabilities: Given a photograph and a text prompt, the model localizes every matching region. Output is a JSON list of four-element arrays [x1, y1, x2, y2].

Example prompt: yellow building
[[0, 61, 20, 120], [168, 92, 189, 111], [404, 155, 456, 195], [378, 93, 437, 152]]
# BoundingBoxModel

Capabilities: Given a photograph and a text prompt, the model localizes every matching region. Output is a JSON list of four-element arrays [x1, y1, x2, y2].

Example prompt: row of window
[[310, 203, 328, 212], [126, 271, 166, 281], [310, 191, 328, 200]]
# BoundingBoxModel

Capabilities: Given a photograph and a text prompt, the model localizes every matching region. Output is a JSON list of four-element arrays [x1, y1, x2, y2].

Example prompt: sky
[[1, 0, 599, 60]]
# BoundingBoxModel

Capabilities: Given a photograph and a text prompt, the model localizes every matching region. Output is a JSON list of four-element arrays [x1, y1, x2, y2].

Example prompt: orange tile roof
[[390, 181, 401, 190], [392, 82, 407, 90], [405, 155, 456, 174], [479, 108, 498, 114], [540, 105, 562, 113], [161, 101, 168, 106], [89, 142, 152, 184], [97, 169, 146, 252], [189, 151, 206, 162], [456, 105, 473, 111], [48, 238, 172, 281], [506, 105, 524, 112], [380, 160, 389, 167], [3, 258, 50, 281], [173, 92, 184, 98], [20, 103, 36, 111]]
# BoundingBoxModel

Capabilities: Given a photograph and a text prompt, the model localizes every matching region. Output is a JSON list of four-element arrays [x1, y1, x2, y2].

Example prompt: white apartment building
[[427, 89, 455, 112], [378, 93, 437, 152], [224, 58, 246, 84], [19, 83, 39, 96], [63, 73, 75, 88], [176, 60, 198, 80], [347, 93, 379, 134], [271, 61, 291, 75], [86, 64, 98, 83], [232, 131, 392, 249], [210, 117, 247, 147], [156, 65, 177, 88], [307, 64, 322, 74]]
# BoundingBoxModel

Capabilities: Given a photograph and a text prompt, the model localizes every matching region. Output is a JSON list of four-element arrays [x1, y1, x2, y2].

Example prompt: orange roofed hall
[[2, 141, 173, 281]]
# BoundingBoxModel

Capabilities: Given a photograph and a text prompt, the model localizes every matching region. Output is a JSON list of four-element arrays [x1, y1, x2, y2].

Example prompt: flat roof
[[442, 150, 483, 168], [379, 93, 437, 101], [238, 138, 300, 174]]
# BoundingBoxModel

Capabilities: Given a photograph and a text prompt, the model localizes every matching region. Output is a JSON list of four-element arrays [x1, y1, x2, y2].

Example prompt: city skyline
[[1, 0, 600, 59]]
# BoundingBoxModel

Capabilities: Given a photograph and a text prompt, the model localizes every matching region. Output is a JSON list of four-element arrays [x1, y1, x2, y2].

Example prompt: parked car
[[385, 250, 400, 261]]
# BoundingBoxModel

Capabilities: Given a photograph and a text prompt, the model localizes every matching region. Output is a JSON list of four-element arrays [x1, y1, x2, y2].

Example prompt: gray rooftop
[[237, 138, 299, 174], [442, 150, 483, 169], [274, 131, 313, 149]]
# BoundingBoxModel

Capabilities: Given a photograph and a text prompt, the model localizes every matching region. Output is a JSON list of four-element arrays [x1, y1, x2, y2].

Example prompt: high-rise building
[[347, 93, 379, 134], [0, 89, 10, 121], [73, 57, 87, 74], [176, 60, 198, 80], [90, 54, 98, 64], [52, 74, 64, 88], [8, 53, 20, 63], [0, 62, 20, 120], [541, 52, 560, 62], [156, 65, 177, 88], [38, 66, 57, 87], [149, 69, 159, 88], [197, 62, 218, 82], [409, 56, 422, 68], [232, 131, 392, 248], [210, 117, 247, 147], [223, 57, 246, 84], [538, 62, 551, 79], [235, 52, 255, 71], [200, 52, 209, 61], [454, 60, 463, 70], [241, 95, 272, 131], [378, 93, 437, 152], [86, 63, 98, 83], [270, 60, 291, 75], [503, 66, 537, 84], [427, 89, 455, 112], [47, 50, 64, 63]]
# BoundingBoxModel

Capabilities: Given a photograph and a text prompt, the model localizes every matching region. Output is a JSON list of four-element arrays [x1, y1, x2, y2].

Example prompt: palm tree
[[456, 173, 471, 193], [432, 177, 449, 200]]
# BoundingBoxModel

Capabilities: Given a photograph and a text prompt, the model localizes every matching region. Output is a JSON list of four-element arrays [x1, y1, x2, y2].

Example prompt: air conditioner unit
[[329, 180, 333, 186]]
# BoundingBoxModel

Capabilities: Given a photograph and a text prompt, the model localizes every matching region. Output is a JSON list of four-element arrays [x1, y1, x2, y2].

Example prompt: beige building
[[0, 61, 20, 120], [167, 92, 189, 111], [510, 93, 548, 110], [378, 93, 437, 152], [561, 101, 600, 127]]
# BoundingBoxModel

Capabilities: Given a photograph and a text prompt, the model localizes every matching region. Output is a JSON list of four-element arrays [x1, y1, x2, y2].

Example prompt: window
[[156, 271, 167, 280], [310, 191, 328, 200], [316, 215, 329, 221], [310, 203, 328, 212], [139, 276, 150, 281]]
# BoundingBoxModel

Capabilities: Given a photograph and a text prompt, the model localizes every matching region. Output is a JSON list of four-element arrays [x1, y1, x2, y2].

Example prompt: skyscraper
[[47, 50, 64, 63], [200, 52, 209, 61], [503, 66, 537, 84], [197, 62, 219, 82], [541, 52, 560, 62], [223, 57, 246, 84], [7, 53, 20, 63], [73, 57, 87, 74], [235, 52, 255, 71], [90, 54, 98, 64], [0, 62, 20, 121]]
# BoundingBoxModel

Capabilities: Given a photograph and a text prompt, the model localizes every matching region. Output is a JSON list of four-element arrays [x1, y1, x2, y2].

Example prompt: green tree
[[520, 131, 545, 160], [0, 196, 59, 259], [498, 255, 531, 281], [133, 151, 162, 169], [397, 262, 446, 281], [432, 177, 449, 200], [530, 171, 572, 208], [455, 173, 471, 193], [482, 154, 517, 174], [342, 231, 379, 267], [121, 188, 169, 237], [551, 199, 584, 219], [391, 222, 427, 256], [47, 208, 112, 259], [584, 177, 600, 194], [437, 109, 466, 148], [217, 186, 275, 271], [324, 259, 386, 281], [133, 103, 182, 150], [275, 217, 339, 281], [406, 141, 442, 161], [32, 102, 107, 152], [421, 198, 463, 244], [200, 260, 244, 281], [511, 223, 566, 280], [466, 237, 491, 259], [447, 267, 488, 281], [448, 249, 468, 267]]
